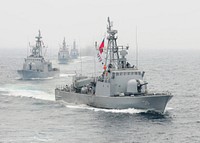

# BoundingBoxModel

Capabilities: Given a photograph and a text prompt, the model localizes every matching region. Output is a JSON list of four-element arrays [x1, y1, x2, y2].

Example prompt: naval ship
[[70, 40, 79, 59], [55, 18, 173, 114], [58, 38, 70, 64], [17, 31, 59, 79]]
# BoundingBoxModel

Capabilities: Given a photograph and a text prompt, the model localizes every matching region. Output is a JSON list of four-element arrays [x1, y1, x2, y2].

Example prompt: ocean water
[[0, 48, 200, 143]]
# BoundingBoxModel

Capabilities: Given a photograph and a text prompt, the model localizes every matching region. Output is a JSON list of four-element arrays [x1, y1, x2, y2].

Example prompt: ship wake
[[64, 103, 148, 114], [0, 86, 54, 101]]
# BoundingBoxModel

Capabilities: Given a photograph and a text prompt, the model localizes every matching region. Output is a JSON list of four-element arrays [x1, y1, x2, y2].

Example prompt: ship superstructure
[[18, 31, 59, 79], [55, 18, 172, 114], [58, 38, 70, 64], [70, 40, 79, 59]]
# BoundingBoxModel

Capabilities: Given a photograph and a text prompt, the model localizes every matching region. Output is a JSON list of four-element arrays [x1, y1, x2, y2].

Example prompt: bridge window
[[112, 73, 115, 79]]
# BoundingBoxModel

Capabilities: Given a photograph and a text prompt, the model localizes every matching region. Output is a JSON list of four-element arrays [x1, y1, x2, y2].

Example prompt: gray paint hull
[[17, 70, 59, 79], [58, 57, 70, 64], [55, 89, 172, 114], [58, 59, 69, 64], [70, 56, 78, 59]]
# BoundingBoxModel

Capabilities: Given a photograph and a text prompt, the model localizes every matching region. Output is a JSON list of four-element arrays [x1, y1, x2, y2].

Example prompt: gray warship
[[55, 18, 173, 114], [17, 31, 59, 79], [58, 38, 70, 64], [70, 40, 79, 59]]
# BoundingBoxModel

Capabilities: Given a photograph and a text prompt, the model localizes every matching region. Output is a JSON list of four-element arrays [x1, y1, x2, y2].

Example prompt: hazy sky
[[0, 0, 200, 50]]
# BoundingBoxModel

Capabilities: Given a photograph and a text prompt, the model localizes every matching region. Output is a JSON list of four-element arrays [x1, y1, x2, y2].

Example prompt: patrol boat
[[58, 38, 70, 64], [18, 31, 59, 79], [70, 40, 79, 59], [55, 18, 173, 114]]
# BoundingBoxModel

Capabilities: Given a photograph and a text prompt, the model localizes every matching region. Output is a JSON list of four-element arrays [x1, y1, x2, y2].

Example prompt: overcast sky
[[0, 0, 200, 51]]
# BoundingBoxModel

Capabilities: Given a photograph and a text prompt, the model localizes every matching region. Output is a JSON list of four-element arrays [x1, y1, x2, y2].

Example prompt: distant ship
[[55, 18, 173, 114], [17, 31, 59, 79], [58, 38, 70, 64], [70, 41, 79, 59]]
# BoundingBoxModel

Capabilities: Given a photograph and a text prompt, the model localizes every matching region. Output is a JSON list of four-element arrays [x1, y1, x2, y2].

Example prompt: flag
[[97, 52, 104, 65], [99, 38, 104, 54], [97, 52, 102, 62]]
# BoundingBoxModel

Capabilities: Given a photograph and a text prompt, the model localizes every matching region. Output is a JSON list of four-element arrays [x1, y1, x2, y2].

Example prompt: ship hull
[[55, 89, 172, 114], [70, 56, 78, 59], [17, 69, 59, 79], [58, 58, 69, 64]]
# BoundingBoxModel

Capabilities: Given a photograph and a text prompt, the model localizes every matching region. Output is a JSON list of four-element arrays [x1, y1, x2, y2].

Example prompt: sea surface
[[0, 48, 200, 143]]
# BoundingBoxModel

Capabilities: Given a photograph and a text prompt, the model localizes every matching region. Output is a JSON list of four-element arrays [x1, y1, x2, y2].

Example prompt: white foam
[[65, 104, 146, 114], [59, 74, 68, 77], [15, 77, 54, 80], [92, 108, 147, 114], [0, 87, 55, 101], [28, 77, 54, 80], [59, 73, 75, 77], [166, 107, 173, 111]]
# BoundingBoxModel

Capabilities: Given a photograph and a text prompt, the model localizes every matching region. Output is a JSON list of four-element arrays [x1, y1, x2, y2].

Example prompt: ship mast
[[105, 17, 120, 69], [63, 37, 66, 50], [73, 40, 76, 49], [32, 30, 43, 57]]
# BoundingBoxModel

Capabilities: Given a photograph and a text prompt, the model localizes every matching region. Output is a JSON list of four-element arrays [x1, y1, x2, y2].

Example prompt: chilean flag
[[99, 38, 104, 54]]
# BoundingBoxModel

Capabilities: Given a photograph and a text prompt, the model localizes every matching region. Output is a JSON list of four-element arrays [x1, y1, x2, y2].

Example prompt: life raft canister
[[103, 64, 107, 71]]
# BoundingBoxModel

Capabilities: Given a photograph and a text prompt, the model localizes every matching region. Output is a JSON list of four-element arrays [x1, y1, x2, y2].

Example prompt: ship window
[[116, 73, 119, 76], [138, 72, 141, 75], [120, 72, 122, 75], [128, 72, 130, 75], [131, 72, 133, 75], [135, 72, 137, 75], [112, 73, 115, 79]]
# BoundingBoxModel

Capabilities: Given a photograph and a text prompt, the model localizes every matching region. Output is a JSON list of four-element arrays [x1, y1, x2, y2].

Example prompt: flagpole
[[79, 40, 82, 75], [136, 26, 138, 69], [27, 42, 29, 58], [94, 41, 97, 77]]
